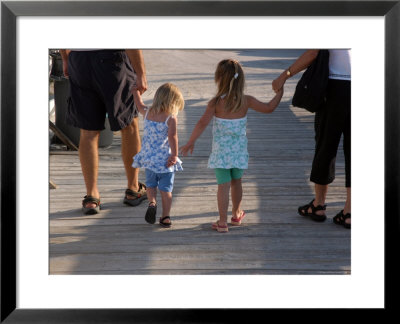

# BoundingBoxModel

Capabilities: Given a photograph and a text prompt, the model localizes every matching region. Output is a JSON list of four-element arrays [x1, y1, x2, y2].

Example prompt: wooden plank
[[49, 179, 57, 189]]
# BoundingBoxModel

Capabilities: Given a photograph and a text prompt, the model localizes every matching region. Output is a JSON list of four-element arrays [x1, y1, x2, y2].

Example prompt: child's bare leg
[[160, 190, 172, 224], [217, 182, 231, 225], [147, 187, 157, 205], [231, 178, 243, 218]]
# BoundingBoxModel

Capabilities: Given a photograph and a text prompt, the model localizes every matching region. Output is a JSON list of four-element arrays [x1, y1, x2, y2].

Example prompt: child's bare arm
[[247, 88, 284, 114], [132, 89, 148, 115], [166, 116, 178, 167], [180, 102, 215, 156]]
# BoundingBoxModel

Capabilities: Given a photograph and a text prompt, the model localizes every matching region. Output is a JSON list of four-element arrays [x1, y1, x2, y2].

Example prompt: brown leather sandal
[[123, 182, 147, 206], [82, 195, 101, 215]]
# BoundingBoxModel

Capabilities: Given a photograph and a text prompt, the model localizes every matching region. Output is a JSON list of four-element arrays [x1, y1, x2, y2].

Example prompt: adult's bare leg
[[343, 187, 351, 225], [120, 117, 141, 196], [308, 183, 328, 216], [79, 129, 100, 208]]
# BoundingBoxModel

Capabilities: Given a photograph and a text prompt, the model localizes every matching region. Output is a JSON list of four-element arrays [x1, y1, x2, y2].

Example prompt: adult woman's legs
[[311, 183, 328, 217], [344, 188, 351, 213], [307, 80, 350, 221]]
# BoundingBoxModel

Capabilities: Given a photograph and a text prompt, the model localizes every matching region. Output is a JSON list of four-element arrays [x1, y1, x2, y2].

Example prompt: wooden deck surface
[[49, 49, 350, 275]]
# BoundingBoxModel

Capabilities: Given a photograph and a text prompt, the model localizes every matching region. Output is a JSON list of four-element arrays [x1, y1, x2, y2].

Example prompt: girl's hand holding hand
[[166, 155, 178, 168], [179, 142, 194, 156]]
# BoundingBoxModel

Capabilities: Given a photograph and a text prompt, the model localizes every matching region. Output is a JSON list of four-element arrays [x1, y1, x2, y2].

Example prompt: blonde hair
[[213, 59, 245, 112], [151, 83, 184, 116]]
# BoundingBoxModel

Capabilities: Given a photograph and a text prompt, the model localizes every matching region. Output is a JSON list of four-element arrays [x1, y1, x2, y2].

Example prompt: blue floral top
[[132, 109, 183, 173], [208, 116, 248, 169]]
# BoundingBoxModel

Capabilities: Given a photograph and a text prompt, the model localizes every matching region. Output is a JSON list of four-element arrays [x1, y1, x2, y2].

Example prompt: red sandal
[[212, 221, 228, 233], [231, 211, 246, 226]]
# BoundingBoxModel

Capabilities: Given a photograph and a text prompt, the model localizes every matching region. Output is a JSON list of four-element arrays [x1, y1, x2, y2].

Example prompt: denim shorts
[[145, 169, 175, 192], [214, 168, 244, 184]]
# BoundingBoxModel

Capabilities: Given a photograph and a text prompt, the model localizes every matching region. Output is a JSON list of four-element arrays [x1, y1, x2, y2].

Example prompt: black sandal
[[298, 199, 327, 222], [159, 216, 172, 228], [145, 202, 157, 224], [333, 210, 351, 229], [82, 195, 101, 215], [123, 182, 147, 206]]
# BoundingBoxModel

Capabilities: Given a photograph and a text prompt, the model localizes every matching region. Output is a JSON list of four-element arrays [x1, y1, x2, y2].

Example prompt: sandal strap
[[82, 195, 100, 207], [311, 203, 326, 212], [125, 182, 147, 198], [299, 199, 315, 212], [160, 216, 171, 226], [333, 211, 344, 222], [342, 213, 351, 220]]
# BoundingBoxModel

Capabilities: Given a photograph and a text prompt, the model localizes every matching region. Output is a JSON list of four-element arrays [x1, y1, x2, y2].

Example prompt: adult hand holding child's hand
[[272, 75, 285, 93]]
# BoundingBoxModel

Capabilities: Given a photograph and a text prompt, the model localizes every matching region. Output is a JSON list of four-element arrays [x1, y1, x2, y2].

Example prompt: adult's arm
[[125, 49, 148, 94], [132, 89, 148, 116], [272, 49, 319, 93]]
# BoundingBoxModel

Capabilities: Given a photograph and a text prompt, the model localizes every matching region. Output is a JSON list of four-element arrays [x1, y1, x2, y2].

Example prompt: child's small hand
[[166, 155, 178, 168], [179, 142, 194, 156]]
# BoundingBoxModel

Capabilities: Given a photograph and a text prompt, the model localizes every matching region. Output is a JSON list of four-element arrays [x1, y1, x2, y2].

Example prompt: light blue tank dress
[[207, 116, 249, 169], [132, 109, 183, 173]]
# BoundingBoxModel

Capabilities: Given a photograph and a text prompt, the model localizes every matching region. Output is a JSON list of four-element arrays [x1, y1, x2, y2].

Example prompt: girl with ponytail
[[180, 59, 284, 233]]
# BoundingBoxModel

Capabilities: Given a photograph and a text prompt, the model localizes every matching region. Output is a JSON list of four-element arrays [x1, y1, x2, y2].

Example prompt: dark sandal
[[159, 216, 172, 228], [333, 210, 351, 229], [298, 199, 327, 222], [82, 195, 101, 215], [145, 202, 157, 224], [123, 182, 147, 206]]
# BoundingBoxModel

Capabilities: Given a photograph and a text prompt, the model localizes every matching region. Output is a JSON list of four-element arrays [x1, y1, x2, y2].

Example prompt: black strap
[[82, 195, 100, 207]]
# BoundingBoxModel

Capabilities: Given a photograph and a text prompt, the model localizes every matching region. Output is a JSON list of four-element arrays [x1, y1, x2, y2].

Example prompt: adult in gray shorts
[[60, 49, 148, 214]]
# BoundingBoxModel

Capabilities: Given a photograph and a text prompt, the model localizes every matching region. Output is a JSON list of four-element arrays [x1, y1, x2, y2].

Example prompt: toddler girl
[[180, 59, 283, 232], [132, 83, 184, 228]]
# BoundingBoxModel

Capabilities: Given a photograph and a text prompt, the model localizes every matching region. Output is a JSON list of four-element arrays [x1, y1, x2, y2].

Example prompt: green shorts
[[214, 168, 244, 184]]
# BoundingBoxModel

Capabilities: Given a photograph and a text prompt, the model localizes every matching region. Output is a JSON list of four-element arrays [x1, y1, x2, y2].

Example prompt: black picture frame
[[1, 0, 399, 322]]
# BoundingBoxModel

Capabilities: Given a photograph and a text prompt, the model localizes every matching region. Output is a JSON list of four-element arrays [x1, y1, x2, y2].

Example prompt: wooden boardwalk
[[49, 50, 350, 275]]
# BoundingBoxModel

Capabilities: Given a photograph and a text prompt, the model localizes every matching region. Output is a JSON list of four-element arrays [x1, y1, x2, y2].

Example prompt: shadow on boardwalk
[[49, 49, 350, 275]]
